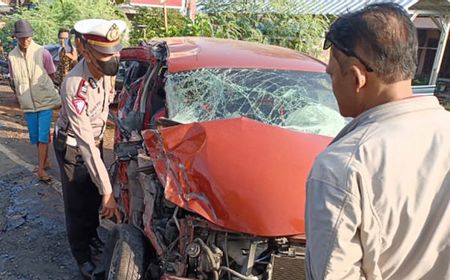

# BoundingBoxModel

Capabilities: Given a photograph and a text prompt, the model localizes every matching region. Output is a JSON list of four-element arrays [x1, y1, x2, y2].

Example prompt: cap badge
[[106, 23, 120, 41]]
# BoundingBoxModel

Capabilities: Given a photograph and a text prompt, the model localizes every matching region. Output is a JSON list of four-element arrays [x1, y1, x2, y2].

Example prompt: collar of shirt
[[331, 96, 442, 145], [81, 59, 103, 89]]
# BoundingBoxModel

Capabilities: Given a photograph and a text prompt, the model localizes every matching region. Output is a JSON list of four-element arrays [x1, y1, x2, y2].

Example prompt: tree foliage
[[0, 0, 128, 50], [129, 8, 193, 45], [129, 0, 330, 57], [1, 0, 331, 58]]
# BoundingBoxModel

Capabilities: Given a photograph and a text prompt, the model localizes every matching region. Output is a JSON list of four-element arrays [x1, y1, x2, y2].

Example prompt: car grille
[[270, 253, 306, 280]]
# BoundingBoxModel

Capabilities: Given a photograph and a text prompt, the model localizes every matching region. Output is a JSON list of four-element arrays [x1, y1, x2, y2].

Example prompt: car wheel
[[105, 224, 147, 280]]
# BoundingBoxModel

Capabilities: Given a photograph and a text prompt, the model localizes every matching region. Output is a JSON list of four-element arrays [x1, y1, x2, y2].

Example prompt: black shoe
[[79, 261, 95, 280], [89, 237, 105, 269], [89, 236, 104, 257], [92, 271, 106, 280]]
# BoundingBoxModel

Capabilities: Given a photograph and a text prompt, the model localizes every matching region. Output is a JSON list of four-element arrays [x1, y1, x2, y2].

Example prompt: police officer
[[53, 19, 126, 279]]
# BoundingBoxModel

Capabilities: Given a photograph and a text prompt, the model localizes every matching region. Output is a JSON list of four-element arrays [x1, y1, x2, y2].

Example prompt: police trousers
[[54, 141, 102, 265]]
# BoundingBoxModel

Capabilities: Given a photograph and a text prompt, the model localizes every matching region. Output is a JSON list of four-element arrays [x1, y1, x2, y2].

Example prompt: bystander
[[55, 27, 78, 86], [8, 19, 60, 182], [305, 3, 450, 279]]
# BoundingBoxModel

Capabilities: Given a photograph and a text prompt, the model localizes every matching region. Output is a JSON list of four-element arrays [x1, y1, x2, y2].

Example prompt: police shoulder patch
[[72, 98, 86, 115]]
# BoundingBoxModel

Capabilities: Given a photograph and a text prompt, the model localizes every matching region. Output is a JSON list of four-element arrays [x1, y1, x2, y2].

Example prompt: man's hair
[[328, 3, 418, 83], [58, 28, 70, 37]]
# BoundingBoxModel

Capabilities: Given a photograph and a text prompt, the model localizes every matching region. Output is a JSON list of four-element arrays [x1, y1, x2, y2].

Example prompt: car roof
[[166, 37, 326, 73], [121, 37, 327, 74]]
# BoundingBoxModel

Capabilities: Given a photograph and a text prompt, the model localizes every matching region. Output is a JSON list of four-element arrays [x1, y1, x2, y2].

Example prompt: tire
[[105, 224, 147, 280]]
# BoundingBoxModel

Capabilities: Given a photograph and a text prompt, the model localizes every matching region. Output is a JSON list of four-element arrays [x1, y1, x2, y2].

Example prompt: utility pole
[[161, 0, 168, 32], [137, 24, 147, 40]]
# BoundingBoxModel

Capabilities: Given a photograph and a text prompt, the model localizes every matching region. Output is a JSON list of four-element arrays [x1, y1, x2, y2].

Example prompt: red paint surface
[[120, 47, 155, 62], [143, 117, 331, 237], [119, 38, 327, 74], [165, 37, 327, 73]]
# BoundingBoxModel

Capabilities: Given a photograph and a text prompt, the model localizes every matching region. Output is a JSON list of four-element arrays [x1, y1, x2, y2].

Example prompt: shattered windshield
[[166, 68, 347, 137]]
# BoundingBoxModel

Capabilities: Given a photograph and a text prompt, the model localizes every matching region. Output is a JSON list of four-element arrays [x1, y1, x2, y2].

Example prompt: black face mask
[[96, 56, 119, 76]]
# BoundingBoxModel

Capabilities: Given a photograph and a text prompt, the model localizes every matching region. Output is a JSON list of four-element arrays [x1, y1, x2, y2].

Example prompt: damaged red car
[[105, 37, 347, 280]]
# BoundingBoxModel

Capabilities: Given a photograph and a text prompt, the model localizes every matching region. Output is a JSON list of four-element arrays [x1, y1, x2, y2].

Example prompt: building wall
[[415, 28, 449, 85]]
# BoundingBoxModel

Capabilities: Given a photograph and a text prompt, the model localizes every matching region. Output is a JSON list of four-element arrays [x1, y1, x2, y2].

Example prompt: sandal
[[33, 165, 51, 173], [37, 175, 53, 184]]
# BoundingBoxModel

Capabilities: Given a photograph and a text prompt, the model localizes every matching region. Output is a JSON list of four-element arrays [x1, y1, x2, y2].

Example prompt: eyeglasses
[[323, 32, 374, 72]]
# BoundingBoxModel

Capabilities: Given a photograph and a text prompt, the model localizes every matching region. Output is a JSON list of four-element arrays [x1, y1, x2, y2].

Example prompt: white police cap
[[74, 19, 126, 54]]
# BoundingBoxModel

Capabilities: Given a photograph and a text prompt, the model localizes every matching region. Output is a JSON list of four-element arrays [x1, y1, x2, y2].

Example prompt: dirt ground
[[0, 84, 116, 279]]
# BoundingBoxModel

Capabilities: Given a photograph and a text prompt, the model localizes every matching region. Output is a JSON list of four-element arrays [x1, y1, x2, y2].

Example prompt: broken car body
[[108, 37, 346, 280]]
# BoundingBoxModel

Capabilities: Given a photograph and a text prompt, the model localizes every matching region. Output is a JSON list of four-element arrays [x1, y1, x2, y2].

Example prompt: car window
[[122, 61, 138, 88], [115, 60, 133, 92], [123, 61, 150, 88], [165, 68, 347, 137]]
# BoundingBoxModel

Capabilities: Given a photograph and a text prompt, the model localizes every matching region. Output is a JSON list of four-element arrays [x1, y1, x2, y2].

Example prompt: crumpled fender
[[142, 117, 331, 237]]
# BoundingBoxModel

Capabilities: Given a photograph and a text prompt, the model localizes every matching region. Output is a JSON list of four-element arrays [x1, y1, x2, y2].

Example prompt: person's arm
[[7, 58, 16, 94], [305, 162, 376, 279], [42, 48, 57, 83]]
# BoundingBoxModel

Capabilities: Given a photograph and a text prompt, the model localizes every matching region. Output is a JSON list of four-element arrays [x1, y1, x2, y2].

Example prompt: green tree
[[0, 0, 128, 50], [128, 0, 330, 58], [198, 0, 331, 57], [128, 7, 193, 45]]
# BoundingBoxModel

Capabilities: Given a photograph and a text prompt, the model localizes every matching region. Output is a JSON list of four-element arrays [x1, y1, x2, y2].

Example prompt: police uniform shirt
[[56, 59, 115, 195]]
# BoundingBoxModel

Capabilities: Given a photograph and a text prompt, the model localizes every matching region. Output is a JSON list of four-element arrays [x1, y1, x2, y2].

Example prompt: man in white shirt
[[305, 3, 450, 279]]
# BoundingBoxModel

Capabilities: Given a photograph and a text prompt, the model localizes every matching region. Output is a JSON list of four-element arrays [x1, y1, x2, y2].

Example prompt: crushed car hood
[[142, 117, 331, 237]]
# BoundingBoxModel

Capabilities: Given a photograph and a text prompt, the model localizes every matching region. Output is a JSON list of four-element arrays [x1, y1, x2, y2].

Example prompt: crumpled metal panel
[[142, 117, 331, 237]]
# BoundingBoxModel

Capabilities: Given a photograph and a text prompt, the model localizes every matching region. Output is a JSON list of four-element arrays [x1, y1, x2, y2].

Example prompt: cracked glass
[[166, 68, 347, 137]]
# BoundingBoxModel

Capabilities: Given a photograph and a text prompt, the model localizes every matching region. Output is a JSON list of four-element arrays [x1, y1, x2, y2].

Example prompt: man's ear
[[83, 51, 92, 63], [351, 65, 367, 93], [75, 38, 85, 52]]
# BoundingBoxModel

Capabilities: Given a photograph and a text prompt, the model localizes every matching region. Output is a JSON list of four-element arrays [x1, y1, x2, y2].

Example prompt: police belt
[[55, 127, 102, 147], [65, 134, 102, 147]]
